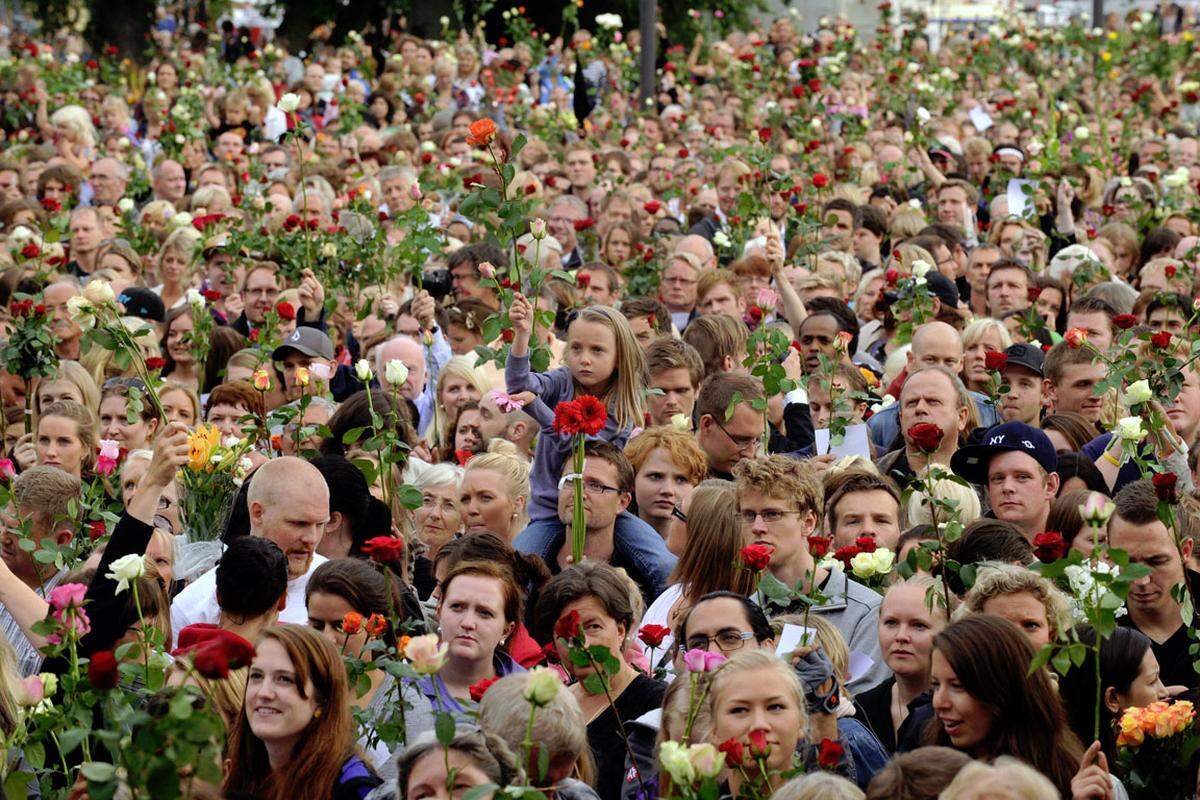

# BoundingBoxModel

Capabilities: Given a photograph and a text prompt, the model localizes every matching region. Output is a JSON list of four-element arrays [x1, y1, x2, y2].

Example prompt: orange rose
[[467, 118, 498, 147]]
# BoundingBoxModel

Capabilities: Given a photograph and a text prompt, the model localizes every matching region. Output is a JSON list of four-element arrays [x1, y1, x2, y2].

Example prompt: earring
[[313, 709, 322, 718]]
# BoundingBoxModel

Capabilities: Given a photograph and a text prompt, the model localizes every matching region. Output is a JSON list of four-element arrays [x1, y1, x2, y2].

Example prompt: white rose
[[670, 413, 691, 432], [1163, 168, 1189, 189], [911, 260, 932, 278], [523, 667, 561, 707], [355, 359, 373, 382], [916, 107, 931, 125], [186, 288, 205, 308], [106, 553, 146, 595], [1124, 380, 1153, 406], [66, 295, 96, 329], [171, 211, 193, 228], [1074, 126, 1089, 140], [385, 359, 409, 387], [277, 93, 300, 113], [320, 242, 337, 258], [658, 741, 696, 787], [117, 198, 134, 214], [870, 549, 896, 574], [595, 13, 623, 29], [83, 279, 116, 306], [712, 231, 732, 249], [851, 551, 879, 579], [1114, 416, 1146, 443]]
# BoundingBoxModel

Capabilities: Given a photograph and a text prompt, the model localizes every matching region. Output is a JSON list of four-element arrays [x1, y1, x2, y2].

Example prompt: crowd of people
[[0, 1, 1199, 798]]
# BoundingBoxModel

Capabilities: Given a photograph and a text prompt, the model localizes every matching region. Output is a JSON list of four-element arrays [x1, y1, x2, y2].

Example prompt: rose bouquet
[[1116, 700, 1197, 800], [177, 424, 254, 542]]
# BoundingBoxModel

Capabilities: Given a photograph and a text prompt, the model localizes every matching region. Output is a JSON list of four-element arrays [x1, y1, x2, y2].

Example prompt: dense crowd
[[1, 2, 1200, 799]]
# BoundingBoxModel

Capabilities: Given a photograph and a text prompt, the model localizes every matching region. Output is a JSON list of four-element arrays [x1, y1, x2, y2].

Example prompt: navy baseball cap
[[118, 287, 166, 323], [950, 421, 1058, 485]]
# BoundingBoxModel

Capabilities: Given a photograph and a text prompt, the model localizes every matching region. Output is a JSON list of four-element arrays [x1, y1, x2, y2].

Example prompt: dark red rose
[[678, 147, 689, 158], [39, 197, 61, 212], [808, 535, 832, 558], [554, 609, 582, 642], [757, 127, 772, 143], [362, 536, 405, 564], [739, 543, 774, 571], [1166, 264, 1178, 278], [1113, 313, 1137, 329], [20, 243, 40, 259], [500, 329, 515, 343], [1153, 471, 1179, 503], [88, 520, 107, 541], [907, 422, 944, 453], [719, 738, 745, 766], [573, 217, 596, 232], [817, 738, 844, 769], [1026, 286, 1042, 302], [275, 301, 296, 321], [88, 651, 120, 689], [1032, 531, 1068, 563], [885, 267, 899, 285], [86, 58, 98, 70], [833, 545, 860, 570], [984, 351, 1008, 371], [643, 200, 662, 215], [855, 536, 878, 553], [748, 729, 770, 757], [811, 173, 830, 189], [576, 273, 592, 288], [1151, 330, 1173, 349], [144, 357, 167, 371], [807, 77, 822, 92], [638, 624, 671, 648], [469, 676, 499, 702]]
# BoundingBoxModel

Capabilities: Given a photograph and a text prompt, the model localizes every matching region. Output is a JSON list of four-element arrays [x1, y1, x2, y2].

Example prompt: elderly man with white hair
[[87, 157, 129, 208], [375, 333, 440, 436]]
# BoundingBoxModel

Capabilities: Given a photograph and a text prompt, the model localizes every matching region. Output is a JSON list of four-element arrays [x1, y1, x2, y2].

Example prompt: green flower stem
[[571, 436, 586, 564]]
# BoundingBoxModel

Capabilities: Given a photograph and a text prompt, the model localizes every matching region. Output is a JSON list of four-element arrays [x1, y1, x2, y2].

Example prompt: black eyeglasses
[[582, 478, 620, 495], [715, 419, 760, 451], [671, 505, 688, 523], [685, 630, 756, 653]]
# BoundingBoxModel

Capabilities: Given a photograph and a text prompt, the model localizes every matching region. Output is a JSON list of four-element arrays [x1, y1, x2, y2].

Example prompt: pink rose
[[682, 649, 727, 673], [48, 582, 87, 611]]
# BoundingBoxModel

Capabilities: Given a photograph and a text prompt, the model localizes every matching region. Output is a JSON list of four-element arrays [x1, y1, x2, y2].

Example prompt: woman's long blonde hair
[[431, 355, 491, 450], [567, 305, 646, 431]]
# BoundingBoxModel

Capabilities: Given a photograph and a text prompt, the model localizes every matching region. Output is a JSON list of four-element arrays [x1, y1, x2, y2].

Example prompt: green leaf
[[81, 762, 117, 783], [434, 711, 456, 746], [582, 672, 608, 695], [462, 784, 500, 800], [510, 133, 527, 159], [1051, 647, 1073, 676], [342, 426, 368, 444]]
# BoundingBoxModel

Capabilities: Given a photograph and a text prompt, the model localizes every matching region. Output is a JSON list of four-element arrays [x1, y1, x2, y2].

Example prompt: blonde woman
[[153, 226, 202, 310], [960, 318, 1013, 394], [955, 562, 1074, 649], [459, 440, 530, 541], [430, 355, 491, 456]]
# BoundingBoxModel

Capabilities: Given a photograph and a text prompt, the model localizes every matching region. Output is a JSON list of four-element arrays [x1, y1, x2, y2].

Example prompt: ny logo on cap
[[989, 435, 1006, 445]]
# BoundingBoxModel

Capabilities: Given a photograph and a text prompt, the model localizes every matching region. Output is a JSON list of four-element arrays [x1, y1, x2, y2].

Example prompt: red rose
[[792, 85, 805, 98], [1064, 328, 1088, 349], [20, 243, 40, 259], [341, 612, 363, 635], [1032, 531, 1068, 563], [88, 520, 107, 541], [808, 535, 831, 558], [984, 351, 1008, 371], [105, 44, 119, 56], [39, 197, 61, 212], [1166, 264, 1178, 278], [718, 738, 745, 766], [500, 329, 515, 343], [638, 624, 671, 648], [643, 200, 662, 215], [362, 535, 405, 564], [885, 267, 899, 285], [1151, 330, 1173, 349], [833, 545, 860, 570], [739, 543, 774, 571], [678, 147, 689, 158], [275, 301, 296, 321], [9, 300, 31, 317], [817, 738, 844, 769], [454, 449, 473, 466], [576, 273, 592, 288], [855, 536, 878, 553], [1113, 313, 1137, 329], [465, 118, 498, 147], [807, 77, 822, 92], [907, 422, 944, 453], [283, 213, 302, 231], [575, 395, 608, 436], [811, 173, 830, 189], [554, 609, 582, 642], [748, 729, 770, 757], [144, 357, 167, 371], [469, 676, 499, 702], [194, 642, 232, 679], [86, 58, 98, 70], [574, 217, 596, 232], [1026, 286, 1042, 302], [365, 613, 388, 637], [88, 651, 120, 689], [757, 127, 772, 143], [1153, 471, 1179, 504]]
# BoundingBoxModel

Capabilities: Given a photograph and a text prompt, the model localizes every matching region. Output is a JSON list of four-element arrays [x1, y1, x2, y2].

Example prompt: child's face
[[225, 103, 247, 124], [566, 318, 618, 393]]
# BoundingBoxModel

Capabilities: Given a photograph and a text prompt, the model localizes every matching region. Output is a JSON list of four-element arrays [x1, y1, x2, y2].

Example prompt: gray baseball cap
[[271, 327, 334, 361]]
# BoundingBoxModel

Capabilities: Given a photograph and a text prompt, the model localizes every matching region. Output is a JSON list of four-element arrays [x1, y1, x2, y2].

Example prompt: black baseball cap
[[1003, 342, 1044, 377], [950, 421, 1058, 485], [884, 270, 960, 309], [271, 327, 334, 361], [118, 287, 166, 323]]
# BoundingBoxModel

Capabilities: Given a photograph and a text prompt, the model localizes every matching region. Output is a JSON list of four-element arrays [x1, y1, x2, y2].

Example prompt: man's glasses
[[738, 508, 799, 525], [582, 478, 620, 496], [715, 419, 759, 451], [685, 630, 756, 653]]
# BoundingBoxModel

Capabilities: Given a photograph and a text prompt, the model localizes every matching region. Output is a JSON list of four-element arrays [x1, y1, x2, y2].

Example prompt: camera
[[422, 269, 453, 301]]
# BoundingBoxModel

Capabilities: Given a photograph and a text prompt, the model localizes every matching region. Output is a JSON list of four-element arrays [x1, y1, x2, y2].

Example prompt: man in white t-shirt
[[171, 456, 330, 642]]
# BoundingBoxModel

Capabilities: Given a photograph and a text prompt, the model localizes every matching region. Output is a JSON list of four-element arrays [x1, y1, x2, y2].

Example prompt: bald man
[[674, 234, 718, 271], [170, 457, 331, 641], [375, 335, 435, 435], [868, 321, 999, 452]]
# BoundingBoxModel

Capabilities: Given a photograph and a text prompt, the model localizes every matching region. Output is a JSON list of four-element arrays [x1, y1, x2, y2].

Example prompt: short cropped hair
[[733, 454, 823, 516], [645, 338, 704, 386], [695, 372, 765, 422]]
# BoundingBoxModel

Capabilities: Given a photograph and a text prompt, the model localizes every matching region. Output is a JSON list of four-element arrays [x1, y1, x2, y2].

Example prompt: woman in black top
[[856, 576, 948, 753], [535, 562, 665, 800]]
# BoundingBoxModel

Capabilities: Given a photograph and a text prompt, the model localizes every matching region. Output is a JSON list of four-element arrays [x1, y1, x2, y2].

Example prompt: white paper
[[815, 423, 872, 458], [776, 623, 816, 656], [1006, 178, 1036, 220], [968, 105, 994, 132], [848, 651, 875, 684]]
